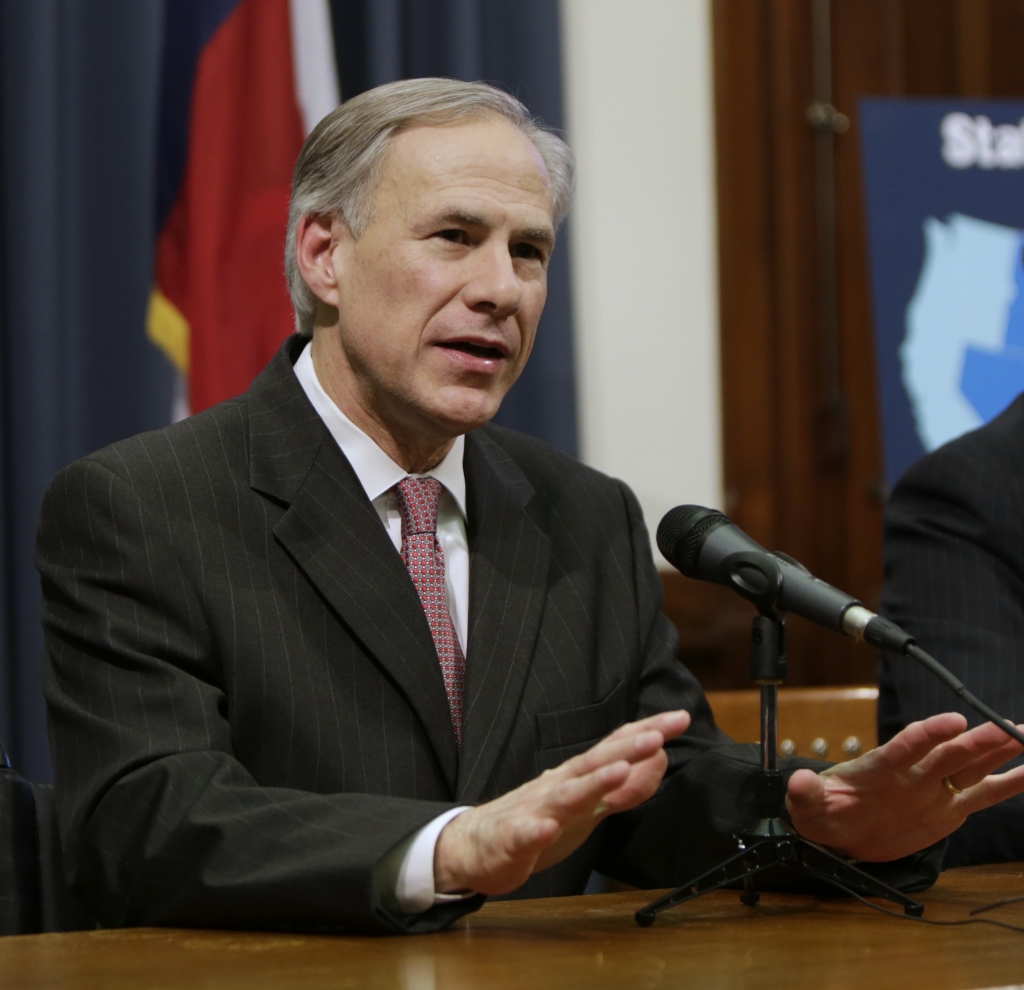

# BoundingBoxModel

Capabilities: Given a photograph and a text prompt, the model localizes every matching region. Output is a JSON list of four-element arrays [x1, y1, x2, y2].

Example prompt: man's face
[[325, 117, 555, 441]]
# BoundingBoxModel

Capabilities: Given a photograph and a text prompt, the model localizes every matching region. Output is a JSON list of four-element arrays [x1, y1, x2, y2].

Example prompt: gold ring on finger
[[942, 776, 964, 795]]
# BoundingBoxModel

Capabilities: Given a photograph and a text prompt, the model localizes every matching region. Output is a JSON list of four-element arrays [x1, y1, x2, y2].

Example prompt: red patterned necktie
[[394, 476, 466, 745]]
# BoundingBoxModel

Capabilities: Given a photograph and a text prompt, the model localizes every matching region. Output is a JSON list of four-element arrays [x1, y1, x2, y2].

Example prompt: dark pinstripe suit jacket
[[880, 394, 1024, 866], [37, 336, 747, 934]]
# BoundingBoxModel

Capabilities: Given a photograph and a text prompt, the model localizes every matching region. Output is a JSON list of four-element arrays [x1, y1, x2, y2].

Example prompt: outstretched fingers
[[557, 710, 689, 783], [547, 759, 633, 820], [959, 763, 1024, 816], [601, 710, 691, 748], [593, 749, 670, 814], [916, 721, 1024, 787], [874, 712, 968, 772], [558, 730, 665, 785], [531, 726, 680, 830]]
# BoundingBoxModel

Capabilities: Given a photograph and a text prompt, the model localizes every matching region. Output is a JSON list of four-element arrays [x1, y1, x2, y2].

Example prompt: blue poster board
[[860, 98, 1024, 485]]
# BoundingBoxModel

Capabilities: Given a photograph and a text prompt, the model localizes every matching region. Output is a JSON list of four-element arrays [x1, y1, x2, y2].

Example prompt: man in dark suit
[[37, 79, 1024, 934], [881, 392, 1024, 866]]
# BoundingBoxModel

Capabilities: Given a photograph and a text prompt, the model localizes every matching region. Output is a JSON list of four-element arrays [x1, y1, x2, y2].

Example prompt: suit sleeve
[[596, 482, 944, 892], [36, 456, 483, 933], [880, 434, 1024, 865]]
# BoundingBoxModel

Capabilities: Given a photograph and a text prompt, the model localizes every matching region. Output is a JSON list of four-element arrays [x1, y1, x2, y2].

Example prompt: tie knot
[[395, 476, 443, 536]]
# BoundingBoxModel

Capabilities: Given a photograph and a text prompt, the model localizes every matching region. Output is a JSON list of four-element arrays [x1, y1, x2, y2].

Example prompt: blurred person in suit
[[881, 392, 1024, 866], [36, 79, 1024, 934]]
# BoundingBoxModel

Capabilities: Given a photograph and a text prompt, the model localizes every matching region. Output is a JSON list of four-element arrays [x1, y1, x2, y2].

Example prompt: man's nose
[[463, 244, 522, 318]]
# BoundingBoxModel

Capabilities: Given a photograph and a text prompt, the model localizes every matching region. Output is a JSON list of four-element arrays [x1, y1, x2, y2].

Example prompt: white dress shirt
[[293, 341, 471, 912]]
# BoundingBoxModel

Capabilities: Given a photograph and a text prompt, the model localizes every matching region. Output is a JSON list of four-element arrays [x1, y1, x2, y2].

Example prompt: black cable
[[970, 894, 1024, 916], [823, 876, 1024, 935], [905, 643, 1024, 748]]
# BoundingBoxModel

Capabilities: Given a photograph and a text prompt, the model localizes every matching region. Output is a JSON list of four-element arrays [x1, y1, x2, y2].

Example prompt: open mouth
[[438, 341, 508, 360]]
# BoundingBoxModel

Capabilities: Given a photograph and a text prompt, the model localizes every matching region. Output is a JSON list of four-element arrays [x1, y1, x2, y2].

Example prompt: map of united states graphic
[[903, 212, 1024, 451]]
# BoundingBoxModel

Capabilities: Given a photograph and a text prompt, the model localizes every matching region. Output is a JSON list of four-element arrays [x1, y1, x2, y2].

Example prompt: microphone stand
[[635, 609, 924, 926]]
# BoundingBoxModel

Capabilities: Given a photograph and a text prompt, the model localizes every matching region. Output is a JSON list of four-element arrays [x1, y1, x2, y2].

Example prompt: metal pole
[[760, 682, 779, 772]]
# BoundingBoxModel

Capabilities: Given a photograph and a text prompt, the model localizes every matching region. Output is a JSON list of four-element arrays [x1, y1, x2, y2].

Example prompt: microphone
[[656, 505, 912, 653], [657, 505, 1024, 747]]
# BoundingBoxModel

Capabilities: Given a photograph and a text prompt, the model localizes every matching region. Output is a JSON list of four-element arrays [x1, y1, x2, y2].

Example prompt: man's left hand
[[787, 712, 1024, 861]]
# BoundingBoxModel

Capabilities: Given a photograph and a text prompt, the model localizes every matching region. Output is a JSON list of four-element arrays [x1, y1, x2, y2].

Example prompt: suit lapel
[[247, 340, 459, 792], [457, 430, 552, 802]]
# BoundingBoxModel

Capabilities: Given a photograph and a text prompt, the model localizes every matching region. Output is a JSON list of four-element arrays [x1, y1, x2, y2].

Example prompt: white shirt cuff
[[394, 806, 473, 913]]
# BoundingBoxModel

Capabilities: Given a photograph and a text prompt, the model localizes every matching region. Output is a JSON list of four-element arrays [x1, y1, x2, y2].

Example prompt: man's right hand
[[433, 710, 690, 897]]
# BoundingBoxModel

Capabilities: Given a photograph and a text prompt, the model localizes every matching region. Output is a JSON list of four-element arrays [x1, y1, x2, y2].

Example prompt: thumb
[[785, 768, 826, 815]]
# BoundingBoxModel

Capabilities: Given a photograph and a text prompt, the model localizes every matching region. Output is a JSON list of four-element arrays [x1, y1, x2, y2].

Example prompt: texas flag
[[148, 0, 339, 417]]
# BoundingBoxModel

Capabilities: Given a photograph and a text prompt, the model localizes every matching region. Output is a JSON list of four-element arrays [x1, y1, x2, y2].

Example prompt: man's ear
[[294, 213, 353, 309]]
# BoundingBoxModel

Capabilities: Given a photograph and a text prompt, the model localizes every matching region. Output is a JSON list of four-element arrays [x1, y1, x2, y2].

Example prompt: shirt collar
[[293, 339, 467, 517]]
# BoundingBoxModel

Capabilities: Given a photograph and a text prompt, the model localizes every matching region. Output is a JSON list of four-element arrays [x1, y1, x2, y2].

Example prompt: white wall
[[561, 0, 722, 564]]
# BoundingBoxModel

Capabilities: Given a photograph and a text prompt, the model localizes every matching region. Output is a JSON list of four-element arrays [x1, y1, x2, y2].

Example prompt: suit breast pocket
[[535, 680, 631, 769]]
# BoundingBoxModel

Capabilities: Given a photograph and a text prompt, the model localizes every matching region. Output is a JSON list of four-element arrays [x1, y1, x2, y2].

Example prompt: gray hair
[[285, 77, 575, 335]]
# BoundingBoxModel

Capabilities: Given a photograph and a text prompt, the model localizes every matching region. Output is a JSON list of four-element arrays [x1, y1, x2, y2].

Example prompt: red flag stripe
[[155, 0, 304, 413]]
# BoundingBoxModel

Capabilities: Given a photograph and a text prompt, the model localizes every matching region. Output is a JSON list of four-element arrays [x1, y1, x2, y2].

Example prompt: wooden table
[[3, 864, 1024, 989]]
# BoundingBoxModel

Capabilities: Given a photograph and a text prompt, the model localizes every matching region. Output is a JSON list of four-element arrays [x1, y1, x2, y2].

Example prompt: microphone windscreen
[[656, 505, 729, 576]]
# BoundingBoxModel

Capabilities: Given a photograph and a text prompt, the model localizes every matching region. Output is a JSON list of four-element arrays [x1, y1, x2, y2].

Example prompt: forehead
[[376, 118, 555, 222]]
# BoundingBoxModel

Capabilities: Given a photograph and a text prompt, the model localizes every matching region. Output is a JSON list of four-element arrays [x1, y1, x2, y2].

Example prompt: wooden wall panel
[[713, 0, 777, 541], [991, 1, 1024, 93], [666, 0, 1024, 690], [901, 1, 958, 94]]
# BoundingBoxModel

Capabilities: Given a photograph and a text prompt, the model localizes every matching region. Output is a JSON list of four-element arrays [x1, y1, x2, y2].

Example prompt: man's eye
[[512, 243, 543, 261], [438, 229, 469, 244]]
